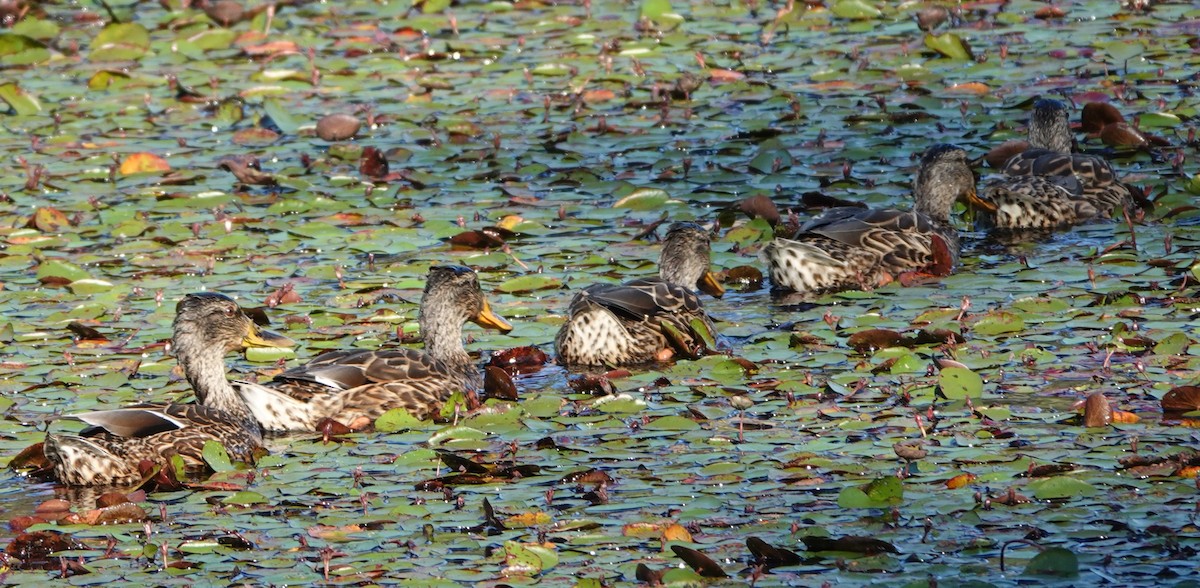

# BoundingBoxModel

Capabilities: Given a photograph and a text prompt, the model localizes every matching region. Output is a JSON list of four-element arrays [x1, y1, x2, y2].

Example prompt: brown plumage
[[237, 265, 512, 431], [555, 222, 725, 367], [762, 144, 980, 295], [42, 293, 292, 487], [978, 98, 1142, 230]]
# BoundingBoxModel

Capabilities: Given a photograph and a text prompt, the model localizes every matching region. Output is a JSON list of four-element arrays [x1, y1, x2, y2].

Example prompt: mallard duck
[[555, 222, 725, 367], [42, 293, 293, 487], [977, 98, 1140, 229], [762, 144, 982, 295], [237, 265, 512, 431]]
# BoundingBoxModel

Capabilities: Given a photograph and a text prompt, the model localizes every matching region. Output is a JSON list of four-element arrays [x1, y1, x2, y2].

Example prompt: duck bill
[[243, 322, 295, 348], [472, 299, 513, 333], [697, 271, 725, 299], [961, 187, 998, 213]]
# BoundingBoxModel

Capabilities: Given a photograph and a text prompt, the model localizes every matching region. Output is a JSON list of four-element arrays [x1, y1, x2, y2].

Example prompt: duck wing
[[573, 277, 701, 320], [803, 207, 929, 246], [70, 403, 226, 438], [1003, 149, 1119, 187]]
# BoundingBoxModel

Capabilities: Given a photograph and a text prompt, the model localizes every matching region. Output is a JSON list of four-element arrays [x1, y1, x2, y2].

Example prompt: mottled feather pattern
[[556, 278, 716, 366], [555, 222, 723, 367], [236, 265, 509, 431], [42, 292, 277, 487], [979, 98, 1139, 228], [246, 348, 475, 430], [980, 175, 1096, 230], [763, 144, 975, 296], [47, 403, 263, 486]]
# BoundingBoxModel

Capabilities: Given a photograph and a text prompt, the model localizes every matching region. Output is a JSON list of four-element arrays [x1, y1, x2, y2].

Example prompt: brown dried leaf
[[983, 139, 1029, 168], [671, 545, 728, 577], [847, 329, 905, 353], [800, 535, 899, 555], [1162, 386, 1200, 413], [739, 194, 780, 224], [1099, 122, 1150, 148], [559, 468, 614, 486], [62, 502, 147, 526], [483, 365, 518, 401], [10, 442, 50, 472], [1080, 102, 1125, 134], [359, 146, 389, 179], [1083, 392, 1113, 427], [746, 536, 802, 568], [489, 345, 549, 374], [316, 113, 362, 141]]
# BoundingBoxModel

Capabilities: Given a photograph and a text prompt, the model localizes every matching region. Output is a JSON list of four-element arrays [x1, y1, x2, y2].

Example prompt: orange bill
[[961, 187, 997, 213], [243, 322, 296, 349], [697, 271, 725, 299], [472, 298, 514, 333]]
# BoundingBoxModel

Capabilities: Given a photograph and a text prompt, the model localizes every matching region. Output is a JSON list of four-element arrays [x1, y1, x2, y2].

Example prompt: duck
[[762, 143, 982, 295], [555, 222, 725, 367], [41, 293, 293, 487], [237, 265, 512, 431], [976, 98, 1142, 230]]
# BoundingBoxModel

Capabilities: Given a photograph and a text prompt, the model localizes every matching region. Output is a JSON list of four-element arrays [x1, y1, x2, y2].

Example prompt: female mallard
[[237, 265, 512, 431], [42, 293, 293, 487], [977, 98, 1140, 230], [555, 222, 725, 367], [763, 144, 981, 295]]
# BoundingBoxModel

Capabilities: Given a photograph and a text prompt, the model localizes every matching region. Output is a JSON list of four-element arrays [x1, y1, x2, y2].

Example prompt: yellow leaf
[[661, 523, 692, 542], [119, 152, 171, 175], [622, 522, 664, 538], [945, 472, 977, 489], [1112, 409, 1140, 424], [497, 215, 524, 231], [504, 511, 552, 528]]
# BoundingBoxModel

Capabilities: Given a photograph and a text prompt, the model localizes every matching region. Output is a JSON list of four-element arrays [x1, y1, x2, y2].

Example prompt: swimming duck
[[42, 293, 293, 487], [762, 144, 981, 295], [555, 222, 725, 367], [977, 98, 1140, 230], [238, 265, 512, 431]]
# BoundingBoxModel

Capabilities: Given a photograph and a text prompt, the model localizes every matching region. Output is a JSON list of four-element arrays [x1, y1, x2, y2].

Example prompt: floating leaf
[[837, 476, 903, 508], [0, 82, 41, 115], [503, 541, 559, 576], [924, 32, 972, 60], [222, 491, 267, 506], [497, 274, 561, 293], [613, 188, 671, 210], [1162, 387, 1200, 413], [1027, 476, 1097, 500], [831, 0, 881, 19], [90, 22, 150, 61], [1024, 547, 1079, 577], [202, 440, 235, 472], [31, 207, 69, 233], [375, 407, 423, 432], [971, 311, 1025, 336], [940, 367, 983, 399], [119, 153, 171, 175], [945, 472, 977, 489]]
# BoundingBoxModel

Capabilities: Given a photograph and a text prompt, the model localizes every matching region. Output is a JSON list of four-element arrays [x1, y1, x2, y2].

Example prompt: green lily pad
[[940, 367, 984, 399]]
